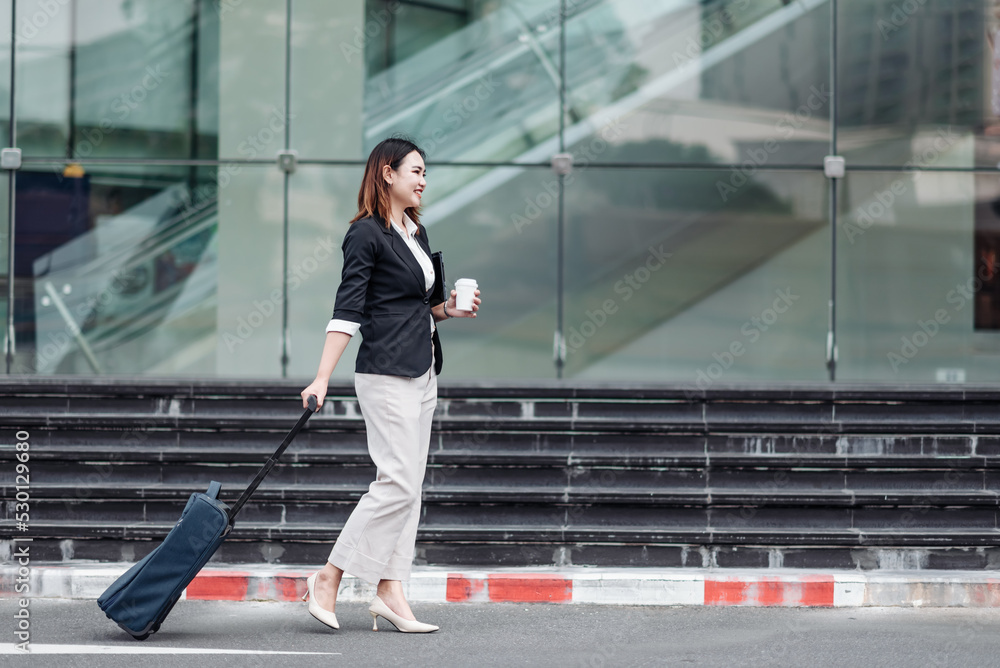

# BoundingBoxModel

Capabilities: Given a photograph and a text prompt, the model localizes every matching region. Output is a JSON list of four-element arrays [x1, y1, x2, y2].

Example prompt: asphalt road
[[2, 599, 999, 667]]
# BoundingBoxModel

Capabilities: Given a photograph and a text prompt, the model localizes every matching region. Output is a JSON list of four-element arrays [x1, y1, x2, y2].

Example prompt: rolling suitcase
[[97, 396, 318, 640]]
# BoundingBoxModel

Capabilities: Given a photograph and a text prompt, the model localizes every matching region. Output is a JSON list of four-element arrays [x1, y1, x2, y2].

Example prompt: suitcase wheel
[[130, 620, 159, 640]]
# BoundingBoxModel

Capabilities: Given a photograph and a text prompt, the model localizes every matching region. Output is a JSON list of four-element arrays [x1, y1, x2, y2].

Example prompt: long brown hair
[[350, 137, 426, 232]]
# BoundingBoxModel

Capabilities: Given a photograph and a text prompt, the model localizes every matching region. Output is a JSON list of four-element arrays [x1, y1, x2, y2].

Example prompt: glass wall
[[3, 0, 999, 385], [0, 1, 10, 353]]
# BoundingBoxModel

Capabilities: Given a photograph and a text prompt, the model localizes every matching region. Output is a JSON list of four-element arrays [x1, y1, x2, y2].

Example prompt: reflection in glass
[[423, 166, 559, 379], [364, 0, 471, 76], [3, 0, 999, 385], [287, 163, 559, 381], [15, 0, 219, 160], [565, 166, 828, 381], [836, 171, 1000, 383], [24, 163, 217, 375], [0, 0, 11, 366], [212, 166, 286, 378], [975, 174, 1000, 329], [286, 165, 365, 380], [363, 0, 561, 164], [838, 0, 995, 167], [14, 0, 71, 156], [0, 174, 8, 367], [564, 0, 831, 166]]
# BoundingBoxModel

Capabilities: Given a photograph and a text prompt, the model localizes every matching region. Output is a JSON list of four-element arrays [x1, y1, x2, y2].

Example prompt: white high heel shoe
[[302, 573, 339, 630], [368, 596, 439, 633]]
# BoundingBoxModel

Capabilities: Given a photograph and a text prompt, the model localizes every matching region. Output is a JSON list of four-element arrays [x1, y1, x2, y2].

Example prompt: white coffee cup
[[455, 278, 478, 311]]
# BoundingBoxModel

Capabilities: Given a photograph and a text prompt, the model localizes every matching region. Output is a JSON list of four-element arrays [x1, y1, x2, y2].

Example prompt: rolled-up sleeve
[[329, 222, 377, 331], [326, 318, 360, 336]]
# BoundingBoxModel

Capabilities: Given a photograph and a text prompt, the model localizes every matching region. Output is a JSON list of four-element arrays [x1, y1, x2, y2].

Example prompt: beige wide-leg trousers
[[328, 358, 438, 584]]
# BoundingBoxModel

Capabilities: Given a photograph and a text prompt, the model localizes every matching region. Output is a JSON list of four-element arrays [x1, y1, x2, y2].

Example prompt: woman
[[299, 137, 481, 633]]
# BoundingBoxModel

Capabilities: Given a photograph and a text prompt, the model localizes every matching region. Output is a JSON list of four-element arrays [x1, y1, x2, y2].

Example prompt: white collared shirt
[[326, 213, 436, 337]]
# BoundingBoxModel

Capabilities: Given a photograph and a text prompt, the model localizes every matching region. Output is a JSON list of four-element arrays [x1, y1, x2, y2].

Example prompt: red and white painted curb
[[4, 566, 1000, 607]]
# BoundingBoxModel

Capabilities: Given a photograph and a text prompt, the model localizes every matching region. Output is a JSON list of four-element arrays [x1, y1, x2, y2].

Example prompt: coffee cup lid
[[456, 278, 477, 285]]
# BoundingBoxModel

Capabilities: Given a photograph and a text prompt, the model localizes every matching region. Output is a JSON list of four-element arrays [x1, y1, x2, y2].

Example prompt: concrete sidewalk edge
[[3, 565, 1000, 607]]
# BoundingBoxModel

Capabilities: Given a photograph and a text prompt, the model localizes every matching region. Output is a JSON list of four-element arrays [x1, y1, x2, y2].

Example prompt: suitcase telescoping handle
[[226, 395, 318, 526]]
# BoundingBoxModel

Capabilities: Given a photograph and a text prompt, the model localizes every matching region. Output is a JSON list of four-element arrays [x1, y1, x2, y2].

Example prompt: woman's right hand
[[301, 378, 329, 410]]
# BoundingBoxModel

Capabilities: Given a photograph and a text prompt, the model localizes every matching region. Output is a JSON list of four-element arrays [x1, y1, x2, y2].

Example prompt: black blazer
[[331, 216, 444, 377]]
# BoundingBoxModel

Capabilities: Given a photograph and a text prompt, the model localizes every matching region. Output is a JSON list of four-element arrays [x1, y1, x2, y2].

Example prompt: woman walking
[[299, 137, 481, 633]]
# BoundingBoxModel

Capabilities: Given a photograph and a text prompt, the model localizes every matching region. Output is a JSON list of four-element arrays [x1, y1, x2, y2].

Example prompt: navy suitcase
[[97, 396, 318, 640]]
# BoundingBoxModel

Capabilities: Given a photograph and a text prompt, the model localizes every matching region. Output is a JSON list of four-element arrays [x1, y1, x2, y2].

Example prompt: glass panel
[[424, 165, 558, 380], [214, 164, 285, 377], [390, 3, 467, 66], [565, 168, 829, 382], [364, 0, 480, 77], [17, 0, 211, 159], [15, 0, 71, 156], [15, 0, 286, 161], [837, 170, 1000, 383], [19, 162, 213, 374], [286, 164, 365, 380], [16, 162, 281, 376], [838, 0, 993, 168], [0, 0, 11, 141], [0, 173, 8, 370], [0, 1, 11, 369], [217, 0, 287, 162], [564, 0, 832, 166], [362, 0, 562, 164], [287, 164, 559, 381], [289, 0, 365, 160], [71, 0, 209, 160], [293, 1, 503, 161]]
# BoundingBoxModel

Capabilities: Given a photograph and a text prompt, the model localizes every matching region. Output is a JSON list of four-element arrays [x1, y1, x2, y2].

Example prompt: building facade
[[1, 0, 998, 384]]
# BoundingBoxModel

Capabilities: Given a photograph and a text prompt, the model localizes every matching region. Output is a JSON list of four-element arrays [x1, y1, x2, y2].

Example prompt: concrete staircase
[[2, 378, 1000, 571]]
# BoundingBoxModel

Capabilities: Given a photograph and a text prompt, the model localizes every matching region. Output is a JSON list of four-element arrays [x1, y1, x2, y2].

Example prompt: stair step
[[13, 480, 1000, 506], [9, 428, 1000, 466], [11, 412, 1000, 434], [18, 499, 1000, 533], [19, 521, 1000, 546]]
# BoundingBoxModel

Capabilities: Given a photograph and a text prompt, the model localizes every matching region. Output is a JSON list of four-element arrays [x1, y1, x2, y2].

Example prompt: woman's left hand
[[447, 289, 481, 318]]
